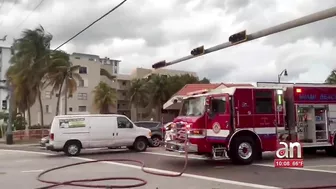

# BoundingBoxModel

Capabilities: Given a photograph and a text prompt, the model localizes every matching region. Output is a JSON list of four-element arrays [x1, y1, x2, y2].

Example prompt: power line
[[54, 0, 128, 51], [14, 0, 45, 30], [0, 0, 18, 26]]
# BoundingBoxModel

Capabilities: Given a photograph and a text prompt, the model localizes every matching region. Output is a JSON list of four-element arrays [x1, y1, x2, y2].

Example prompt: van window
[[255, 91, 273, 114], [117, 117, 133, 128]]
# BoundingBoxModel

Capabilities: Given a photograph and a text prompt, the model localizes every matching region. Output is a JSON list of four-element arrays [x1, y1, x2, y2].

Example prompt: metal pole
[[159, 6, 336, 68], [6, 84, 13, 145]]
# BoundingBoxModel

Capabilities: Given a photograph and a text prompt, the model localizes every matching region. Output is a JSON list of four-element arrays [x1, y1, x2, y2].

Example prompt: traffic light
[[228, 30, 247, 44], [152, 60, 166, 69], [2, 100, 7, 110], [191, 46, 205, 56]]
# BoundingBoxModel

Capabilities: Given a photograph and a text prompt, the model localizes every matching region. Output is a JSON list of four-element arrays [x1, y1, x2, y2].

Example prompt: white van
[[46, 114, 152, 156]]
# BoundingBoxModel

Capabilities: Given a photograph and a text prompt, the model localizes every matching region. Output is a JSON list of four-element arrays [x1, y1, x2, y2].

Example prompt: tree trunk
[[37, 91, 44, 127], [136, 104, 139, 121], [37, 91, 44, 138], [157, 102, 161, 122], [64, 79, 68, 115], [27, 102, 31, 127], [55, 79, 64, 116]]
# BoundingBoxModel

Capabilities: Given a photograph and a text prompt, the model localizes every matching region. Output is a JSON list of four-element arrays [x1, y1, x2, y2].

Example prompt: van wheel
[[229, 136, 255, 165], [64, 141, 81, 156], [133, 138, 148, 152]]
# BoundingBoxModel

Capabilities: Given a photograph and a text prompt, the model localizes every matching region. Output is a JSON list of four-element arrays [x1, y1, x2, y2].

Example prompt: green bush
[[13, 115, 26, 130]]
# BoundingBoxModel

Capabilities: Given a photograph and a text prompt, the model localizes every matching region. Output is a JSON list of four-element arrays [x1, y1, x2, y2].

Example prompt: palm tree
[[325, 69, 336, 84], [146, 75, 171, 121], [129, 78, 147, 120], [44, 50, 82, 116], [6, 57, 38, 128], [93, 81, 117, 114], [10, 25, 52, 127]]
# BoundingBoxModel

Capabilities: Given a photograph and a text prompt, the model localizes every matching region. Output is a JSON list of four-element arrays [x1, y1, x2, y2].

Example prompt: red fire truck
[[164, 85, 336, 164]]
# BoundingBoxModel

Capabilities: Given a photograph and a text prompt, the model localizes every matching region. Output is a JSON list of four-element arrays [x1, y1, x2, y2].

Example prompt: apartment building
[[29, 52, 120, 126], [0, 46, 12, 112]]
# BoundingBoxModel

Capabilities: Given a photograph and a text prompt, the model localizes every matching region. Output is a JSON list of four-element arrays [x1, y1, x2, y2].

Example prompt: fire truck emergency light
[[229, 30, 247, 44], [152, 60, 166, 69], [296, 88, 302, 93], [191, 45, 205, 56]]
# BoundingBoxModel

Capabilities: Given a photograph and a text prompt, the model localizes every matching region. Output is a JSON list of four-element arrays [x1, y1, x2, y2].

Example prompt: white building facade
[[0, 46, 12, 112]]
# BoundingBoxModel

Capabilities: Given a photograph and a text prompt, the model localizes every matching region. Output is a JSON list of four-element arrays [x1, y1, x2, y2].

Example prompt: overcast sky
[[1, 0, 336, 83]]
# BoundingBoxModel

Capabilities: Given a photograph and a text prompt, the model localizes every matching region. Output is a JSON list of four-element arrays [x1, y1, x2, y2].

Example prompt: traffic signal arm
[[152, 60, 167, 69]]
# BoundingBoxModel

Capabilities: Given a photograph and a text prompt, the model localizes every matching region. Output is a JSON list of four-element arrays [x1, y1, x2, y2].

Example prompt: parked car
[[46, 114, 152, 156], [40, 136, 49, 147], [134, 121, 165, 147]]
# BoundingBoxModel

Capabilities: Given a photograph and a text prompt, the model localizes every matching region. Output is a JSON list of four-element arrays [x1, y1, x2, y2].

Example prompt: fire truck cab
[[164, 85, 336, 165]]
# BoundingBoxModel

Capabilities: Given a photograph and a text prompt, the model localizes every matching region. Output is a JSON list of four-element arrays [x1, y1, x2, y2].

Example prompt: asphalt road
[[2, 145, 336, 189], [0, 149, 267, 189]]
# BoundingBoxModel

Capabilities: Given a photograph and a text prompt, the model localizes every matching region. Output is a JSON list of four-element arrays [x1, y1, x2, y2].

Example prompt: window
[[45, 105, 51, 113], [78, 79, 84, 87], [79, 66, 87, 74], [114, 68, 118, 74], [78, 93, 88, 100], [78, 106, 87, 112], [117, 104, 120, 109], [134, 122, 159, 128], [122, 81, 126, 86], [255, 91, 273, 114], [75, 57, 80, 59], [88, 58, 94, 61], [69, 107, 73, 112], [117, 117, 133, 128], [122, 92, 126, 96], [114, 61, 118, 67], [211, 97, 226, 114], [45, 91, 51, 99]]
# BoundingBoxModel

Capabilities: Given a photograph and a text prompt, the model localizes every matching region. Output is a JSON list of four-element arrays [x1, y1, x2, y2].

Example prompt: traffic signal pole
[[153, 6, 336, 69]]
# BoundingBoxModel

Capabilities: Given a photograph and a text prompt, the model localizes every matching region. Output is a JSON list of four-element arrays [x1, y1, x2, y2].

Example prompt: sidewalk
[[0, 137, 39, 148]]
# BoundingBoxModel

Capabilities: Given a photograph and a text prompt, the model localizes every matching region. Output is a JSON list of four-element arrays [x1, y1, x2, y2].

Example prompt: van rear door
[[89, 116, 116, 148]]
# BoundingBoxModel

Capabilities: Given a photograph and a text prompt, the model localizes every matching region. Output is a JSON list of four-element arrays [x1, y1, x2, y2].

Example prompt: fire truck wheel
[[229, 136, 256, 165]]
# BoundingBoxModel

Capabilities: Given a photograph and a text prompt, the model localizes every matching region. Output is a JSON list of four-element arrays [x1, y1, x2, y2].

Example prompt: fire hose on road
[[36, 137, 336, 189], [35, 139, 189, 189]]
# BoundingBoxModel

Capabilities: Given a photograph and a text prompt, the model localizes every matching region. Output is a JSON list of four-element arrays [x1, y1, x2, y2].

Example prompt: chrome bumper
[[164, 140, 198, 154]]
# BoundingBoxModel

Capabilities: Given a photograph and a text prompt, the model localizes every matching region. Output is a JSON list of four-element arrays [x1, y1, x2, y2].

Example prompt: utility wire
[[54, 0, 128, 51], [14, 0, 45, 30], [0, 0, 18, 26]]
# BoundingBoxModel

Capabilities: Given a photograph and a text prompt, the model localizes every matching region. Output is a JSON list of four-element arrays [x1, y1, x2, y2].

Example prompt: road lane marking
[[21, 169, 44, 173], [0, 149, 280, 189], [0, 149, 56, 156], [73, 156, 279, 189], [254, 163, 336, 174], [304, 165, 336, 168]]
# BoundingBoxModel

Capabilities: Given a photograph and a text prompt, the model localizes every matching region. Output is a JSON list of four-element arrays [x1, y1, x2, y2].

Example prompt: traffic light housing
[[191, 46, 205, 56], [152, 60, 166, 69], [2, 100, 7, 110], [228, 30, 247, 44]]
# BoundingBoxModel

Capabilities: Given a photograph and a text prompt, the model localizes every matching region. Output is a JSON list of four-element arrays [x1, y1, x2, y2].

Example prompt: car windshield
[[179, 97, 206, 116]]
